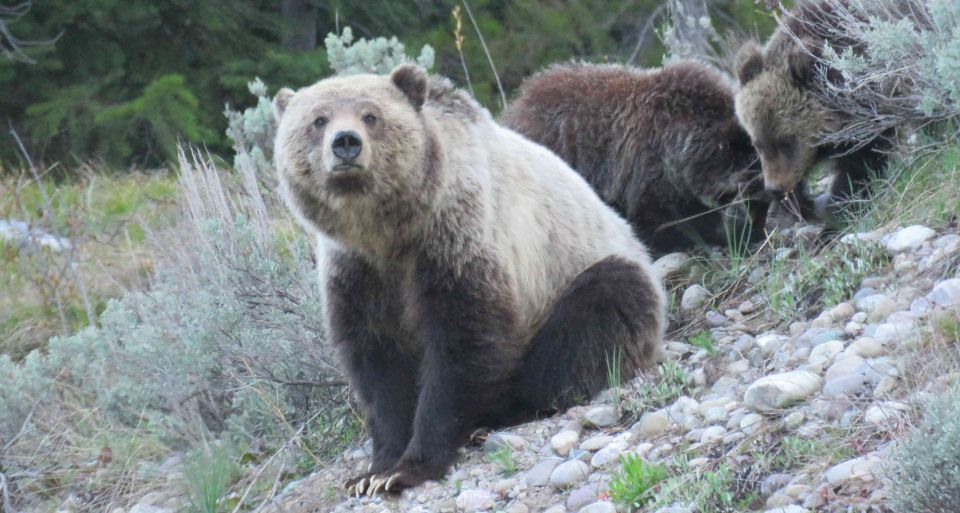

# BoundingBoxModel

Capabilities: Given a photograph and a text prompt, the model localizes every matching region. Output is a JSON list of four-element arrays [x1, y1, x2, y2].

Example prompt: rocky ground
[[114, 222, 960, 513]]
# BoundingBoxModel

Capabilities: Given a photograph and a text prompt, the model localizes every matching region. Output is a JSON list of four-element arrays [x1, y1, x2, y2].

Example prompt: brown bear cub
[[734, 0, 907, 219], [502, 60, 769, 256], [273, 65, 665, 495]]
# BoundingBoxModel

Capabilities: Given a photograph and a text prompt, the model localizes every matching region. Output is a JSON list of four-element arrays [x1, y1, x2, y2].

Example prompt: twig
[[461, 0, 506, 110], [627, 3, 669, 64]]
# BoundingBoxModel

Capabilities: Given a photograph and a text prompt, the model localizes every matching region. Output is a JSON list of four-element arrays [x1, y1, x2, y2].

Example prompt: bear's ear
[[391, 64, 428, 110], [787, 38, 821, 86], [273, 88, 294, 119], [735, 41, 764, 85]]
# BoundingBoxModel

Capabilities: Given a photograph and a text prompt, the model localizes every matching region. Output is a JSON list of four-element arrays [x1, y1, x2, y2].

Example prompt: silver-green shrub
[[0, 149, 349, 454], [786, 0, 960, 149], [325, 26, 434, 76], [887, 385, 960, 512]]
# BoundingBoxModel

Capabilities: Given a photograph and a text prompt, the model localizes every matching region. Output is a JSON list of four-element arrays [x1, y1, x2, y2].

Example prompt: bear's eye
[[313, 116, 328, 129], [362, 113, 378, 126]]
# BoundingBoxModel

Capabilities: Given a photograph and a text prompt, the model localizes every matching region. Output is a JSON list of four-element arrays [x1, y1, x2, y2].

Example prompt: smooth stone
[[884, 225, 935, 253], [756, 333, 790, 356], [525, 458, 562, 487], [928, 278, 960, 307], [580, 435, 614, 452], [633, 410, 672, 438], [549, 460, 590, 488], [823, 374, 868, 397], [591, 445, 624, 468], [809, 329, 845, 347], [823, 456, 879, 484], [583, 406, 619, 428], [784, 411, 805, 429], [744, 371, 822, 413], [551, 430, 580, 457], [764, 507, 809, 513], [456, 489, 496, 512], [567, 483, 601, 511], [808, 340, 844, 370], [653, 252, 692, 280], [864, 401, 908, 425], [543, 506, 566, 513], [700, 425, 727, 443], [504, 503, 529, 513], [824, 356, 864, 383], [579, 502, 616, 513], [681, 284, 710, 311], [848, 337, 883, 358], [740, 413, 765, 435]]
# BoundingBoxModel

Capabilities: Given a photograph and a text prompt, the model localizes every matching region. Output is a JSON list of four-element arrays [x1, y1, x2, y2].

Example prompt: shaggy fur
[[502, 60, 769, 256], [734, 0, 901, 217], [273, 65, 665, 495]]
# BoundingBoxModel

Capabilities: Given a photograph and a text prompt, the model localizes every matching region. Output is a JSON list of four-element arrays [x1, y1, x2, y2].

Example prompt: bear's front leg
[[325, 253, 420, 496], [363, 256, 518, 496]]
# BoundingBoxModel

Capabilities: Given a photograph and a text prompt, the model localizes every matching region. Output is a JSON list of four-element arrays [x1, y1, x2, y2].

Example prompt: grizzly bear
[[273, 65, 665, 495], [502, 60, 769, 256], [734, 0, 901, 218]]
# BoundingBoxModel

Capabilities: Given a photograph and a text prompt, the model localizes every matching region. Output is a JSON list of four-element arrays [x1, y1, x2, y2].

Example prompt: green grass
[[184, 444, 242, 513], [688, 330, 717, 355], [486, 445, 519, 477], [627, 361, 689, 417], [609, 453, 669, 512], [0, 171, 179, 358]]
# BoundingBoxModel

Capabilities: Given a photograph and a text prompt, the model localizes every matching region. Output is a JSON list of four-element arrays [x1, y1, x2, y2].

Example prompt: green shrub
[[888, 386, 960, 513], [609, 453, 669, 511]]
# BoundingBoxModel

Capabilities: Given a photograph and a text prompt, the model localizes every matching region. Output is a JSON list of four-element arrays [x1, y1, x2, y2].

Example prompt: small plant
[[888, 385, 960, 512], [184, 444, 241, 513], [485, 445, 519, 477], [606, 347, 624, 409], [654, 459, 739, 513], [324, 27, 434, 77], [609, 453, 669, 511], [688, 330, 717, 355], [628, 361, 690, 416]]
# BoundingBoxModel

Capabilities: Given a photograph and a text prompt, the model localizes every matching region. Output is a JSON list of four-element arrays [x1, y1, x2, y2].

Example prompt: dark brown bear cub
[[273, 65, 665, 495], [502, 60, 769, 256]]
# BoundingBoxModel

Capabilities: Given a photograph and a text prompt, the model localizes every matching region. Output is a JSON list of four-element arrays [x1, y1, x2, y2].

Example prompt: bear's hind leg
[[489, 255, 663, 428]]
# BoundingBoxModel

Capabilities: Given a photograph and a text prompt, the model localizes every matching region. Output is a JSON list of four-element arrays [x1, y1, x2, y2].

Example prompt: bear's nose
[[331, 131, 363, 161]]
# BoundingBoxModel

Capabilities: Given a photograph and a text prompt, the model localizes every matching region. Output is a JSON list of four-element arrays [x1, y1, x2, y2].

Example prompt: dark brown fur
[[502, 60, 769, 255]]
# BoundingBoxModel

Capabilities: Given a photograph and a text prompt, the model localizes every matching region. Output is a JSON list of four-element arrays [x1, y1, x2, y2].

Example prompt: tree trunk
[[281, 0, 317, 51]]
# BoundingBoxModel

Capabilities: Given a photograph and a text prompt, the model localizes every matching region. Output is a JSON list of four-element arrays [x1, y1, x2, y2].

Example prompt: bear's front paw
[[361, 462, 435, 496], [344, 471, 376, 497]]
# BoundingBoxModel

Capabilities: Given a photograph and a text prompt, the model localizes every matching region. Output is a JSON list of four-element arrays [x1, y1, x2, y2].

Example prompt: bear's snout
[[331, 131, 363, 163]]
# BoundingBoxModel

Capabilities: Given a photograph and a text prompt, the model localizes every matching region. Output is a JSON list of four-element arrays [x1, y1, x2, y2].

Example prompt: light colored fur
[[274, 69, 665, 346]]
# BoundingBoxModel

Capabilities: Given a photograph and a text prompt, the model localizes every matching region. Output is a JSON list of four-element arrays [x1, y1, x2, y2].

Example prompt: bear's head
[[734, 39, 835, 197], [273, 64, 436, 237]]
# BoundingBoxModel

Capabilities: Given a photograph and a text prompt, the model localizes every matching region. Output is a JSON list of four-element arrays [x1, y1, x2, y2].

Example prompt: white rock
[[129, 506, 172, 513], [579, 502, 616, 513], [864, 401, 908, 425], [823, 456, 880, 484], [763, 507, 809, 513], [740, 413, 765, 434], [700, 426, 727, 443], [653, 252, 692, 280], [580, 435, 614, 451], [550, 460, 590, 488], [784, 411, 805, 430], [633, 410, 672, 438], [525, 459, 562, 487], [504, 503, 529, 513], [543, 506, 566, 513], [756, 333, 790, 357], [681, 284, 710, 311], [583, 406, 619, 428], [825, 356, 864, 383], [551, 430, 580, 456], [456, 489, 496, 512], [928, 278, 960, 307], [884, 225, 935, 253], [591, 445, 624, 468], [848, 337, 883, 358], [744, 371, 822, 413], [808, 340, 844, 370]]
